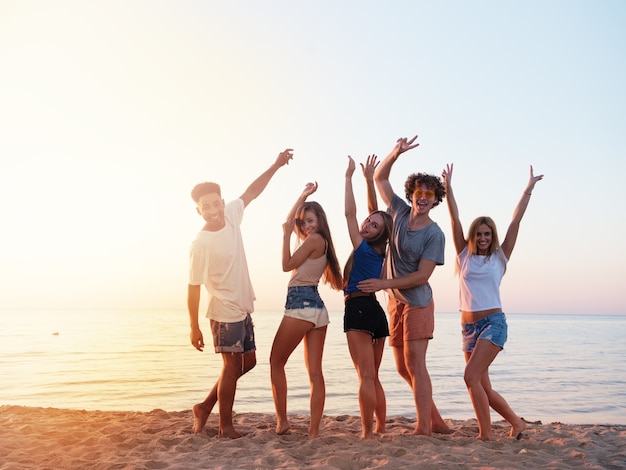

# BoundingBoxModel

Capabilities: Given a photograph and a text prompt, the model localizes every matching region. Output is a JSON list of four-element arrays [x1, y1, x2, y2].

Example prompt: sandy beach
[[1, 405, 624, 469]]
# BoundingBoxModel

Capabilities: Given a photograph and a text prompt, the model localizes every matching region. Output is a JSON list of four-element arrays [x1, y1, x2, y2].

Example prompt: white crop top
[[458, 246, 508, 312]]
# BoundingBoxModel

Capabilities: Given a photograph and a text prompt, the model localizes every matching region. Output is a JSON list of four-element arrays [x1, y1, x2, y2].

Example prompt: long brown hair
[[295, 201, 343, 290]]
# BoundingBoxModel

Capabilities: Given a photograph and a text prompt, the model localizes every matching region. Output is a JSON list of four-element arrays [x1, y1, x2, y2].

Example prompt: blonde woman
[[442, 163, 543, 441]]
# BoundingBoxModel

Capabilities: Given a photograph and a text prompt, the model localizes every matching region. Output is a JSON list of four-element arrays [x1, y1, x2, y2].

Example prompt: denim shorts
[[462, 312, 508, 352], [284, 285, 329, 328], [210, 313, 256, 354]]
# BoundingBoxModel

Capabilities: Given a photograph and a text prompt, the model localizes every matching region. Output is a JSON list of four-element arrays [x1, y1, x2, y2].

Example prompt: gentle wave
[[0, 309, 624, 425]]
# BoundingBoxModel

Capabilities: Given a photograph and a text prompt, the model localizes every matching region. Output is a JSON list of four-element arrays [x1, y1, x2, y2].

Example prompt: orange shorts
[[388, 298, 434, 347]]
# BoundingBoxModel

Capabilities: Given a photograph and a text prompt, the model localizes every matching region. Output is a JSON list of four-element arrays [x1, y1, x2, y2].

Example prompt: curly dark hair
[[191, 182, 221, 202], [403, 173, 446, 207]]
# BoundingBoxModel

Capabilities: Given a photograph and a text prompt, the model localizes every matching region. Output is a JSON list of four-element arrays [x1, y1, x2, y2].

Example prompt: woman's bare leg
[[304, 326, 327, 439], [269, 316, 312, 435], [347, 331, 378, 439]]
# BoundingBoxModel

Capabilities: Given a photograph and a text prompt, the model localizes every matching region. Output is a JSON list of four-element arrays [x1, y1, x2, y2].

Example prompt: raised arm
[[286, 181, 318, 221], [239, 148, 293, 207], [374, 135, 420, 207], [282, 182, 319, 272], [361, 154, 380, 214], [345, 156, 362, 249], [500, 165, 544, 259], [442, 163, 467, 254]]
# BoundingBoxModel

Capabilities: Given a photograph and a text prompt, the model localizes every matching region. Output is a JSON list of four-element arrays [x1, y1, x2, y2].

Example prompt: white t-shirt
[[458, 246, 508, 312], [188, 199, 255, 322]]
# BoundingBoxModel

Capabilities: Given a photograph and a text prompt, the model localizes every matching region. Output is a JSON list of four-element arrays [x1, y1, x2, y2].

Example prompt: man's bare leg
[[404, 339, 432, 436], [192, 383, 218, 433], [217, 351, 256, 439], [431, 401, 451, 434]]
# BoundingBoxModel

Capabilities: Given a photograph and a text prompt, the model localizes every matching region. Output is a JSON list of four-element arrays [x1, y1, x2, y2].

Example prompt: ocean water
[[1, 308, 625, 426]]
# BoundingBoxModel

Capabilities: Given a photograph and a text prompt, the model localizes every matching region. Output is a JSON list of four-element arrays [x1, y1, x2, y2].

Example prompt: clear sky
[[1, 0, 624, 315]]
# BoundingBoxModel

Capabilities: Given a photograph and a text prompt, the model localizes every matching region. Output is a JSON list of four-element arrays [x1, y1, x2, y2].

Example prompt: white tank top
[[458, 246, 508, 312]]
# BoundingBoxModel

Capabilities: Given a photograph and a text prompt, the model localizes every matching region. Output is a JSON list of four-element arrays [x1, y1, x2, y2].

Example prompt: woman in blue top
[[442, 162, 543, 441], [343, 155, 393, 439]]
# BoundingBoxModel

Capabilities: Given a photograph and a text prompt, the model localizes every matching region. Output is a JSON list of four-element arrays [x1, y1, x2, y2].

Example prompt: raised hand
[[360, 154, 379, 181], [442, 163, 454, 189], [276, 148, 294, 167], [527, 165, 544, 191], [346, 155, 356, 178], [302, 181, 318, 197], [392, 135, 419, 156]]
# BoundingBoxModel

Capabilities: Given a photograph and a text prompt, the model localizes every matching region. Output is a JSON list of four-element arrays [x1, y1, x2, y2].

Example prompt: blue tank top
[[344, 240, 384, 294]]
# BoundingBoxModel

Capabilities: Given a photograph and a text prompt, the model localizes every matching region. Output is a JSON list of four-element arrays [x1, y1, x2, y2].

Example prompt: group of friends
[[186, 134, 544, 441]]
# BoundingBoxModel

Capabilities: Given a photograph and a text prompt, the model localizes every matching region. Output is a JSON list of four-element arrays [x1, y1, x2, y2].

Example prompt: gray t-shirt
[[383, 194, 445, 307]]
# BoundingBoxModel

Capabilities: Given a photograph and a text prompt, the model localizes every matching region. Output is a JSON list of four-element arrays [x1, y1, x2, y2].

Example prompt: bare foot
[[374, 425, 386, 434], [219, 427, 243, 439], [276, 420, 291, 435], [192, 403, 211, 434], [308, 429, 320, 439], [509, 417, 527, 440], [432, 422, 452, 434], [411, 427, 431, 437]]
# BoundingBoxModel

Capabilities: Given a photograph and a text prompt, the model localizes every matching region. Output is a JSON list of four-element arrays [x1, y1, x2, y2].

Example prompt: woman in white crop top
[[269, 182, 343, 439], [443, 163, 543, 441]]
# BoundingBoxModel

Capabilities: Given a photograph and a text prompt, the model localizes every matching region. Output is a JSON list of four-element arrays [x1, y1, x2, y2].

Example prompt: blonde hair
[[457, 216, 507, 273]]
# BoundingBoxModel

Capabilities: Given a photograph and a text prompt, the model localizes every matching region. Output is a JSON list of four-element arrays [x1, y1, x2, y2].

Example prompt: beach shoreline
[[1, 405, 625, 469]]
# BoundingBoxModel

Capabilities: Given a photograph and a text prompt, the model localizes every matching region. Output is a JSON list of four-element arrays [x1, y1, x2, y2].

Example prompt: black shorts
[[343, 296, 389, 339]]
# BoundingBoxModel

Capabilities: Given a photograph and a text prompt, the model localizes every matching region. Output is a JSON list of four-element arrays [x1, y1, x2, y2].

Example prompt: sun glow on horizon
[[1, 1, 625, 316]]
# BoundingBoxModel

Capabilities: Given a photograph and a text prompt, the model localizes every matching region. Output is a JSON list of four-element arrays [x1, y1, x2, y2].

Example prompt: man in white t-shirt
[[188, 149, 293, 438]]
